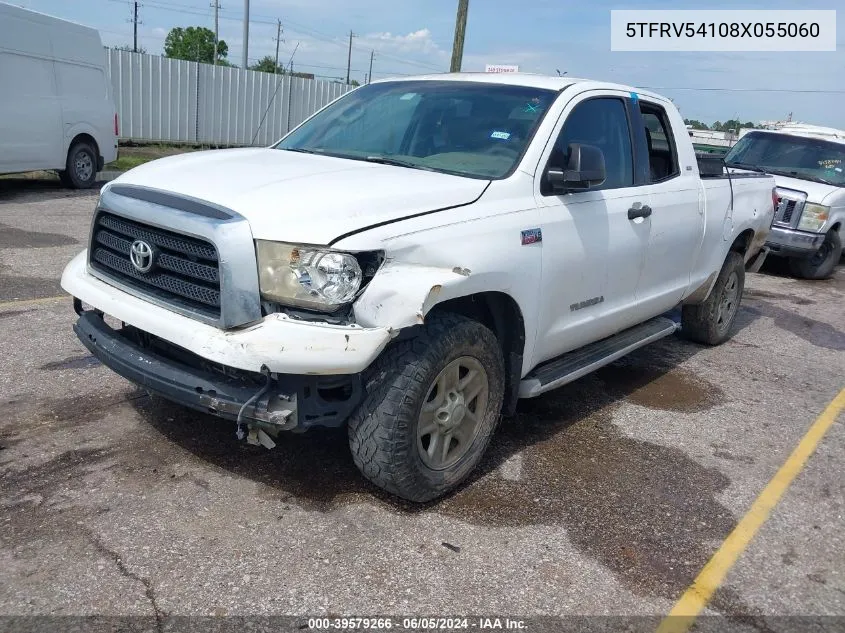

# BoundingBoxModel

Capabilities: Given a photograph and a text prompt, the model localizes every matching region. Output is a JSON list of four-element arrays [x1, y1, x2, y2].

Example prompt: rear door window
[[639, 105, 680, 182]]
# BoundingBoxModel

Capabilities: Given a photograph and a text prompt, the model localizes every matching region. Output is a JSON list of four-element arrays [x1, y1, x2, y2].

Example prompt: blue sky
[[12, 0, 844, 128]]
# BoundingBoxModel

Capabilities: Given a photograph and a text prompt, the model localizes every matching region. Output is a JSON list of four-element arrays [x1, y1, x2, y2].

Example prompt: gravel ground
[[1, 178, 843, 632]]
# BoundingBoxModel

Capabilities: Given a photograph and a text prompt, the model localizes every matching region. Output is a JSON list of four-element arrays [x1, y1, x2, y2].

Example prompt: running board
[[519, 317, 680, 398]]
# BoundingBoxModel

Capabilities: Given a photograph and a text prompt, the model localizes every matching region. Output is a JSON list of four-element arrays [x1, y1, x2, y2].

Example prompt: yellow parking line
[[657, 386, 845, 633], [0, 295, 67, 309]]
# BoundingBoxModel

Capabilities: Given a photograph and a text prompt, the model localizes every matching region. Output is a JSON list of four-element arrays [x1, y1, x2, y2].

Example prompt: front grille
[[90, 211, 221, 318], [773, 192, 804, 228], [778, 198, 796, 224]]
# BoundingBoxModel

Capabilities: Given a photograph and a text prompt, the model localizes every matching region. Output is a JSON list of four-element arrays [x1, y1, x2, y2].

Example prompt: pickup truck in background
[[61, 74, 776, 501], [725, 129, 844, 279]]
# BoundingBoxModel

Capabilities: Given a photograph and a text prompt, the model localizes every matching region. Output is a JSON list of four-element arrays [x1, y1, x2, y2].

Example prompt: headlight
[[256, 241, 363, 311], [797, 203, 829, 232]]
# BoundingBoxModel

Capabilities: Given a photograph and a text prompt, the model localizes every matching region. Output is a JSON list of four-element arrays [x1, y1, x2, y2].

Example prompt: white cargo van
[[0, 2, 117, 188]]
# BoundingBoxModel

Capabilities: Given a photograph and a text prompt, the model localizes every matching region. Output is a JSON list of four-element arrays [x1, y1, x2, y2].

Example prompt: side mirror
[[546, 143, 607, 193]]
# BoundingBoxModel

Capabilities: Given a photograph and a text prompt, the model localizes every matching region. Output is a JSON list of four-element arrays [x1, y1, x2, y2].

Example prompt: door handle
[[628, 204, 652, 220]]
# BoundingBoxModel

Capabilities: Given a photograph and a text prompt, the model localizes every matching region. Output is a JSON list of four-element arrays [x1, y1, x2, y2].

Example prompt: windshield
[[725, 131, 845, 186], [275, 80, 556, 179]]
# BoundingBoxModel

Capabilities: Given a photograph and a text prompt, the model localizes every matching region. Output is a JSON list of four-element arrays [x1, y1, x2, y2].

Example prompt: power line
[[638, 86, 845, 94], [105, 0, 443, 71]]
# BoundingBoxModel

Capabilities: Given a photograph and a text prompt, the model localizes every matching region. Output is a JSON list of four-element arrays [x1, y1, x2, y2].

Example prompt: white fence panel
[[106, 49, 352, 146]]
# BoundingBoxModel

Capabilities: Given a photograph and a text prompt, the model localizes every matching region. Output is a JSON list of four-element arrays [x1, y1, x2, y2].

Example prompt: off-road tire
[[682, 251, 745, 346], [788, 229, 842, 280], [347, 313, 505, 502], [59, 142, 97, 189]]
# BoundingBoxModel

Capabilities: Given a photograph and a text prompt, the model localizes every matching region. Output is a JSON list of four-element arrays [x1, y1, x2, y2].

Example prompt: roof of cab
[[371, 72, 669, 102]]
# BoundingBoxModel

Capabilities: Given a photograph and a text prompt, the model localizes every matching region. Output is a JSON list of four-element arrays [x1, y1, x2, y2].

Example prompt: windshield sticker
[[490, 131, 511, 140], [819, 158, 841, 168], [523, 97, 544, 114], [399, 93, 417, 100]]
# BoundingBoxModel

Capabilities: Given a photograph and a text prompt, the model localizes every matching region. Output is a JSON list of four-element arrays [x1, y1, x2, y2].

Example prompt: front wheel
[[789, 230, 842, 280], [348, 313, 505, 502], [682, 251, 745, 346]]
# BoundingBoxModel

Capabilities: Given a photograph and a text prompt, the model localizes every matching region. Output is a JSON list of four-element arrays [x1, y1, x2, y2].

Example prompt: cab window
[[547, 97, 634, 191]]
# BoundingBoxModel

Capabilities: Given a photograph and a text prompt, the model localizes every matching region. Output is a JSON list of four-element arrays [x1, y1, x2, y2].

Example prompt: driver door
[[532, 94, 651, 364]]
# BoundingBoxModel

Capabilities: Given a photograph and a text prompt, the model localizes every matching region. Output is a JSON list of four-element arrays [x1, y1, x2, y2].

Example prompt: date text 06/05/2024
[[306, 617, 527, 630]]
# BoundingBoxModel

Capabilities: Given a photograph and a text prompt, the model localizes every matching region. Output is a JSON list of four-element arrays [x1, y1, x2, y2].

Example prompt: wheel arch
[[427, 291, 526, 415], [67, 132, 100, 159]]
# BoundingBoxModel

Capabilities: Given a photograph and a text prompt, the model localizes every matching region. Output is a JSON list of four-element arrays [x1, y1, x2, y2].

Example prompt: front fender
[[353, 260, 506, 330]]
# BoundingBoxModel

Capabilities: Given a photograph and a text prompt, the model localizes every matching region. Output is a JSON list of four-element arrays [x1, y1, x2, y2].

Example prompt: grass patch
[[105, 155, 149, 171], [105, 143, 204, 171]]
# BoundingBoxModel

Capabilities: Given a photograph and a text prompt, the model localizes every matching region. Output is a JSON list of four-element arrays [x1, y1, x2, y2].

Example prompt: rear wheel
[[59, 142, 97, 189], [682, 251, 745, 346], [347, 313, 504, 502], [788, 230, 842, 280]]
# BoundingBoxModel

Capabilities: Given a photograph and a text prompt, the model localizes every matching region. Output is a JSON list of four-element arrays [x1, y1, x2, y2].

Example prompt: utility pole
[[449, 0, 469, 72], [346, 30, 356, 84], [132, 1, 139, 53], [242, 0, 249, 69], [367, 50, 374, 84], [211, 1, 220, 65], [274, 19, 283, 74]]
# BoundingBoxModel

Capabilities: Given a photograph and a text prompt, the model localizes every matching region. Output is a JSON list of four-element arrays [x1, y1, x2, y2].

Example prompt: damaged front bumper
[[73, 310, 365, 430]]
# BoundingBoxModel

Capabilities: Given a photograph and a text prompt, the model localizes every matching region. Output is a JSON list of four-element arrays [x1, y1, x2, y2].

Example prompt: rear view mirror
[[547, 143, 607, 193]]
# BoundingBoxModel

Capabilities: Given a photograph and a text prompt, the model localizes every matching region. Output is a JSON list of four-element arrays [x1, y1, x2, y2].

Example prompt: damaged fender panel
[[61, 251, 392, 375], [354, 260, 502, 329]]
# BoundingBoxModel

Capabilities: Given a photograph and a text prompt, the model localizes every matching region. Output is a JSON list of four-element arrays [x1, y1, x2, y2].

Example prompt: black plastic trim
[[72, 310, 363, 429]]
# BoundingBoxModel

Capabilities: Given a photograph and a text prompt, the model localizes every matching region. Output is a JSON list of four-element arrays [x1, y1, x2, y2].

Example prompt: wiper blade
[[724, 161, 764, 173], [279, 147, 323, 155], [364, 155, 436, 172]]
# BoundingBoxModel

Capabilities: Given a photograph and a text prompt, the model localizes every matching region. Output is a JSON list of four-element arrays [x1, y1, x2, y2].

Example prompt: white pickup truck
[[62, 74, 776, 501]]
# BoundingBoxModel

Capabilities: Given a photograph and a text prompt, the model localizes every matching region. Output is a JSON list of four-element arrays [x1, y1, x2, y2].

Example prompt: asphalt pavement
[[0, 178, 843, 632]]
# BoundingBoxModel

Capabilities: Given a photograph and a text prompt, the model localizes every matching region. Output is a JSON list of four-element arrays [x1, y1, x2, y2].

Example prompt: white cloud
[[362, 28, 442, 56]]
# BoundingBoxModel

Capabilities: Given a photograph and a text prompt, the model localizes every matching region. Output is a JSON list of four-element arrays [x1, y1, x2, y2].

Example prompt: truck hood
[[767, 173, 843, 205], [109, 148, 489, 245]]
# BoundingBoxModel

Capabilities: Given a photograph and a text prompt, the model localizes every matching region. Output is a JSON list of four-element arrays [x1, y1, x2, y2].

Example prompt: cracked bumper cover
[[74, 310, 295, 426], [61, 251, 393, 375]]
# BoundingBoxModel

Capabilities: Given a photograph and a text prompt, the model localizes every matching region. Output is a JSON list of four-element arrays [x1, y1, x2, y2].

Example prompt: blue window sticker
[[630, 91, 639, 102], [491, 130, 511, 140]]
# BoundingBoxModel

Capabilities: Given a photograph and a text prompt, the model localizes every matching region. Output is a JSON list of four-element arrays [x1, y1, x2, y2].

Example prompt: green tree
[[350, 79, 361, 87], [164, 26, 227, 64], [249, 55, 284, 74], [683, 118, 709, 130]]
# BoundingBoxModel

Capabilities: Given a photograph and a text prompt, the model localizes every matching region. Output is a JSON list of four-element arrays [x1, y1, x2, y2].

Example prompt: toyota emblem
[[129, 239, 155, 273]]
